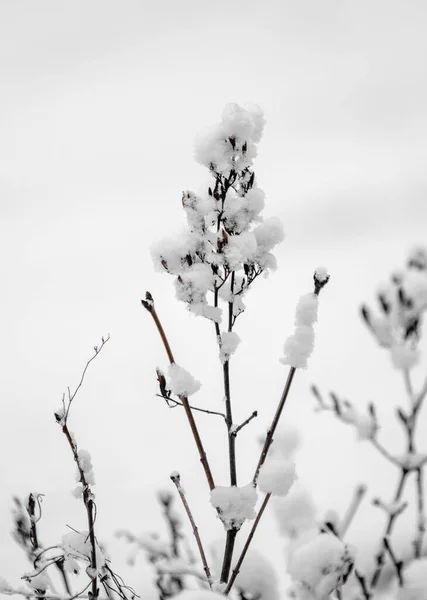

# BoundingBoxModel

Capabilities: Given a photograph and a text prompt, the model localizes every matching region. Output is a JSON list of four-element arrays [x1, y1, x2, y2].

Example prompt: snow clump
[[280, 293, 319, 369], [211, 484, 257, 530], [258, 456, 297, 497], [167, 364, 201, 396], [288, 533, 354, 600], [219, 331, 241, 364]]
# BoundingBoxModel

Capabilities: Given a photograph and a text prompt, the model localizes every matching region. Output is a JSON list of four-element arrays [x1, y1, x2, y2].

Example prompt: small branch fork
[[170, 473, 213, 588], [142, 293, 215, 491], [313, 360, 427, 592]]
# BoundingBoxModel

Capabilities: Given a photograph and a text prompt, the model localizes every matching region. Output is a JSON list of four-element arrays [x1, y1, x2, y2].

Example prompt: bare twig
[[383, 537, 404, 586], [339, 484, 367, 536], [253, 367, 296, 485], [231, 411, 258, 437], [170, 472, 213, 588], [63, 336, 110, 422], [156, 394, 226, 420], [414, 467, 426, 558]]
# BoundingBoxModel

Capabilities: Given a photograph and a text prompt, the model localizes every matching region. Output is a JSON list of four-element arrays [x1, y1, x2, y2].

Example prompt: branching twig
[[231, 411, 258, 438]]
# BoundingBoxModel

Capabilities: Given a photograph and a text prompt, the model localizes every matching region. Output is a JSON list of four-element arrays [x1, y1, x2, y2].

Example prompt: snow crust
[[210, 484, 257, 530]]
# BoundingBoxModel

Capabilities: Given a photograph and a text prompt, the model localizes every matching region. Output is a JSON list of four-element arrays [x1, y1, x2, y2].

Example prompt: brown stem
[[143, 293, 215, 491], [253, 367, 296, 484], [383, 537, 404, 586], [225, 494, 271, 594], [170, 473, 213, 587]]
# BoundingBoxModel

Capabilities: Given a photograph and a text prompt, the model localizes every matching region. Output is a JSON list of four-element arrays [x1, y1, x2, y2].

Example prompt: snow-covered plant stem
[[56, 336, 111, 600], [142, 293, 216, 492], [226, 273, 330, 594]]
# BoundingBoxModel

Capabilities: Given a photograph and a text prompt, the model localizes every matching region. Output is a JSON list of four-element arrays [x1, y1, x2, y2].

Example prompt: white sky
[[1, 0, 427, 595]]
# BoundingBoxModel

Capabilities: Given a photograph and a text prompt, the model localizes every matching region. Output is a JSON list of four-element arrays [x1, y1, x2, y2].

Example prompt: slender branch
[[225, 494, 271, 594], [142, 292, 215, 491], [354, 571, 371, 600], [339, 484, 367, 536], [231, 411, 258, 437], [170, 473, 213, 587], [253, 367, 296, 484], [156, 394, 226, 420], [383, 537, 404, 586], [370, 470, 408, 588], [64, 336, 110, 421], [414, 468, 426, 558], [141, 293, 175, 364]]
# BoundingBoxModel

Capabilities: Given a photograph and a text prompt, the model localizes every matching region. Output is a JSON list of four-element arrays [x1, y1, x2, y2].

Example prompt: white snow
[[232, 548, 279, 600], [390, 343, 420, 370], [273, 483, 317, 537], [219, 331, 241, 364], [280, 293, 319, 369], [314, 266, 329, 283], [77, 449, 95, 486], [288, 533, 353, 600], [210, 484, 257, 530], [258, 457, 297, 497], [167, 364, 201, 396]]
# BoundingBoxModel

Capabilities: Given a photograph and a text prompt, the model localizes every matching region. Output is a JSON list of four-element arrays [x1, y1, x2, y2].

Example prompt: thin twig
[[231, 411, 258, 437], [170, 473, 213, 588], [383, 537, 404, 586], [156, 394, 226, 420], [253, 367, 296, 485], [142, 292, 215, 491], [225, 494, 271, 594], [414, 467, 426, 558], [64, 336, 110, 422], [370, 470, 408, 588], [339, 484, 367, 536]]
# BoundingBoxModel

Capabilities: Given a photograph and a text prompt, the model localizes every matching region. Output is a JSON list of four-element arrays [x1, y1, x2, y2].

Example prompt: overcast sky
[[1, 0, 427, 595]]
